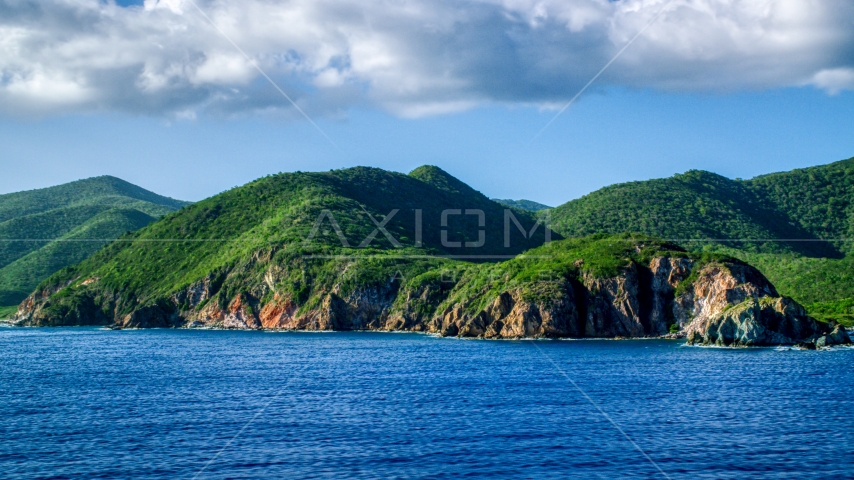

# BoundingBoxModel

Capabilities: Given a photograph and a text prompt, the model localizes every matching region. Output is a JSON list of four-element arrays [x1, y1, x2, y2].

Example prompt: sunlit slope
[[33, 166, 551, 304], [0, 209, 156, 305], [0, 176, 188, 305]]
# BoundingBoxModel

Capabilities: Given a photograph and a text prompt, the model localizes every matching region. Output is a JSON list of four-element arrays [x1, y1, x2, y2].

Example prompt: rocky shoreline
[[13, 255, 852, 348], [4, 320, 851, 351]]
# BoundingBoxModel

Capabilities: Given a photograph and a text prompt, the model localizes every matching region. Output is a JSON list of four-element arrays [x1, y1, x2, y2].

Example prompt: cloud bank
[[1, 0, 853, 118]]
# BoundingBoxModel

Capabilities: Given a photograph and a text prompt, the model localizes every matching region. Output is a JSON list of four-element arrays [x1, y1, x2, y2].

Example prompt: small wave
[[262, 329, 339, 334], [681, 343, 775, 350], [818, 344, 854, 352]]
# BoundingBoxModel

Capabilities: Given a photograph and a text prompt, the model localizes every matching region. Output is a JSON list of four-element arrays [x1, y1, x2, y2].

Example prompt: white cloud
[[0, 0, 852, 118], [190, 54, 254, 86], [810, 68, 854, 95], [145, 0, 184, 15], [4, 68, 93, 106]]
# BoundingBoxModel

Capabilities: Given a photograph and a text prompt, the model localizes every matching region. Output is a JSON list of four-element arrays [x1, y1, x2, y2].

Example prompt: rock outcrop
[[648, 257, 693, 335], [686, 297, 850, 347], [816, 324, 851, 348], [427, 282, 581, 339], [675, 263, 778, 331]]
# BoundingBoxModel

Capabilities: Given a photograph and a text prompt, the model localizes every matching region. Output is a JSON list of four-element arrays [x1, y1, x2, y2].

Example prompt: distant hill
[[549, 158, 854, 256], [492, 199, 552, 212], [548, 169, 841, 257], [0, 175, 186, 223], [548, 156, 854, 323], [745, 158, 854, 253], [0, 176, 188, 306]]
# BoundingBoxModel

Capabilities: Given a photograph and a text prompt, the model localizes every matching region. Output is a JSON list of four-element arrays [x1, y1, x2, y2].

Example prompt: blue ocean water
[[1, 328, 852, 479]]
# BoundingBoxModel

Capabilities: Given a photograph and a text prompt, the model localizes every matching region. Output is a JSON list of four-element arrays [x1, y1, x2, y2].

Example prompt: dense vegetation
[[0, 305, 15, 319], [548, 169, 840, 257], [492, 199, 552, 212], [425, 234, 693, 318], [30, 166, 551, 319], [746, 158, 854, 254], [0, 176, 188, 306], [10, 159, 854, 328], [548, 157, 854, 324]]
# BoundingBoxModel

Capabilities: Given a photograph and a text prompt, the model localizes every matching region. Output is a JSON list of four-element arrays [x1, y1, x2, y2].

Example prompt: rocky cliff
[[686, 297, 850, 347], [15, 248, 847, 347]]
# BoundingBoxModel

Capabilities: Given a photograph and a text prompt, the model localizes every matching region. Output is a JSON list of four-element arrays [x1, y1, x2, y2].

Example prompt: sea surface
[[1, 328, 853, 479]]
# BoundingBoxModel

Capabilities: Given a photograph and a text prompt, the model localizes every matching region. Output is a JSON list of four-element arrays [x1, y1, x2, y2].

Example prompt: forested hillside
[[14, 166, 551, 326], [7, 159, 854, 327], [548, 157, 854, 324], [0, 176, 188, 306], [493, 199, 552, 212], [746, 157, 854, 254]]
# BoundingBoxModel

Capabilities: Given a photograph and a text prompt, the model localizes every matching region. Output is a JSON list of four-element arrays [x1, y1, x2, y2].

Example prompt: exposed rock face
[[171, 275, 214, 312], [120, 305, 179, 329], [14, 281, 112, 327], [340, 286, 396, 330], [686, 297, 851, 347], [676, 263, 778, 332], [648, 257, 693, 334], [384, 282, 440, 332], [221, 295, 262, 330], [672, 263, 847, 347], [14, 256, 849, 347], [428, 283, 581, 339], [816, 324, 852, 348], [258, 293, 299, 329], [583, 266, 644, 337]]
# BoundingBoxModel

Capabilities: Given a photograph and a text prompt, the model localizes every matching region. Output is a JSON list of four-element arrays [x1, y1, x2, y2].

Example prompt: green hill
[[548, 156, 854, 324], [0, 175, 185, 222], [493, 199, 552, 212], [548, 169, 838, 257], [27, 167, 548, 308], [0, 176, 188, 306], [10, 160, 854, 329], [745, 157, 854, 255], [14, 166, 554, 324]]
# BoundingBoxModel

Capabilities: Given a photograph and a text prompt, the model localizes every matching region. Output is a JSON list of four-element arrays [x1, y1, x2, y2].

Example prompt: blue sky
[[4, 85, 852, 206], [2, 1, 854, 206]]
